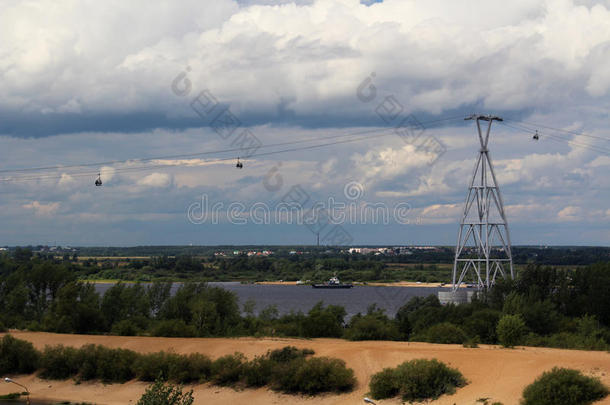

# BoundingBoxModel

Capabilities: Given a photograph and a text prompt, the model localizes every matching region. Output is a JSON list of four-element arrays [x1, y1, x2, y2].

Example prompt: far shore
[[83, 279, 460, 287], [256, 280, 461, 288], [1, 332, 609, 405]]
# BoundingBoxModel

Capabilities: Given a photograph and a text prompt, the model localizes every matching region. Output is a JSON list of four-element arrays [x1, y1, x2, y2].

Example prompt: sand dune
[[1, 332, 609, 405]]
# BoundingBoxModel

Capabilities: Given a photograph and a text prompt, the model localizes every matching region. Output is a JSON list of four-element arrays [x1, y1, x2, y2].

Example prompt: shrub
[[344, 305, 401, 341], [242, 347, 316, 388], [526, 332, 609, 351], [134, 352, 181, 382], [0, 320, 6, 332], [522, 367, 609, 405], [111, 320, 141, 336], [463, 309, 501, 344], [268, 346, 313, 363], [77, 344, 137, 383], [344, 315, 401, 341], [210, 353, 246, 386], [136, 379, 194, 405], [368, 358, 467, 402], [497, 314, 526, 348], [167, 353, 212, 383], [415, 322, 468, 344], [242, 355, 275, 387], [151, 320, 196, 338], [273, 357, 355, 394], [301, 303, 346, 338], [0, 335, 39, 375], [463, 336, 480, 348], [369, 368, 399, 399], [39, 345, 80, 379]]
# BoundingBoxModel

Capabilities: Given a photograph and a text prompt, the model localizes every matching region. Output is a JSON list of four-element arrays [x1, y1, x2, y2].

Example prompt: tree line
[[1, 250, 609, 351]]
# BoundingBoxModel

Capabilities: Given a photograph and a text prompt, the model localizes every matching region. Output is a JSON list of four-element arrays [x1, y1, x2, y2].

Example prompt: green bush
[[39, 345, 80, 379], [344, 316, 401, 341], [77, 344, 137, 383], [497, 314, 527, 348], [268, 346, 313, 363], [151, 320, 197, 338], [0, 320, 6, 332], [525, 332, 608, 351], [344, 305, 401, 341], [168, 353, 212, 383], [210, 353, 246, 386], [134, 352, 180, 382], [0, 335, 39, 375], [463, 309, 501, 344], [369, 368, 399, 399], [463, 336, 480, 348], [241, 347, 316, 388], [521, 367, 608, 405], [415, 322, 468, 344], [369, 358, 467, 402], [136, 379, 194, 405], [242, 355, 275, 387], [272, 357, 355, 394], [111, 319, 141, 336]]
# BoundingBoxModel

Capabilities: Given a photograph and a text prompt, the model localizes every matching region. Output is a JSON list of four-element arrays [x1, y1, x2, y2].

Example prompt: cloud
[[558, 205, 582, 221], [100, 166, 116, 182], [137, 172, 172, 187], [22, 201, 60, 217], [58, 173, 75, 186], [1, 0, 610, 135]]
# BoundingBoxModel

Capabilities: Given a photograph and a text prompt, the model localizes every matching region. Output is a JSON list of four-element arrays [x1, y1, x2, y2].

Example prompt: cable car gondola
[[533, 130, 539, 141], [236, 158, 243, 169], [95, 173, 103, 186]]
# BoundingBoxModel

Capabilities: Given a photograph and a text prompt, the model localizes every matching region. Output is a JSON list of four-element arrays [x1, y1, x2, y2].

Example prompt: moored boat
[[312, 276, 353, 289]]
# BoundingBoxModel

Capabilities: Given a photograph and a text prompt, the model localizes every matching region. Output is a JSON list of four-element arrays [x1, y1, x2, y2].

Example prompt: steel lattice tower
[[451, 114, 514, 291]]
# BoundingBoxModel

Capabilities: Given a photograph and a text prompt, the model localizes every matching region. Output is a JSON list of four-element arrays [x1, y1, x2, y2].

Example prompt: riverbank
[[1, 332, 609, 405], [256, 280, 460, 288]]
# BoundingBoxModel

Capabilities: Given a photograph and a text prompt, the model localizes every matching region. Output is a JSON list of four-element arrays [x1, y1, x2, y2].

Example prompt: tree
[[301, 302, 346, 338], [344, 304, 400, 341], [496, 314, 526, 348], [136, 379, 194, 405], [46, 282, 103, 333]]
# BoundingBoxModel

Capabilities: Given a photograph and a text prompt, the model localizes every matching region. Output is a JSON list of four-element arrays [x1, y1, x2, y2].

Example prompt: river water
[[94, 282, 448, 319]]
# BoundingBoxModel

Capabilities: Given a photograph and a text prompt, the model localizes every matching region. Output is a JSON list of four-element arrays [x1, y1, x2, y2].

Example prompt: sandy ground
[[1, 332, 609, 405]]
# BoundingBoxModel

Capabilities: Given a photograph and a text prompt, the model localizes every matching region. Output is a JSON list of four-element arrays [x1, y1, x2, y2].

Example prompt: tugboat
[[312, 276, 353, 289]]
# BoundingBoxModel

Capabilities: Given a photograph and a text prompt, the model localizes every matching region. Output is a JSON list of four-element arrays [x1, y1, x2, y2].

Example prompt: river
[[94, 282, 448, 318]]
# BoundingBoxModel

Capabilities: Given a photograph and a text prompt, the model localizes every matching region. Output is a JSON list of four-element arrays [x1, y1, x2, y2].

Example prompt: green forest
[[18, 245, 610, 283]]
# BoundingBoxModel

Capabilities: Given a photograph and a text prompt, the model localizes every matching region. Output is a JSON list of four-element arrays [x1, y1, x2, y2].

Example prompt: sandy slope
[[1, 332, 609, 405]]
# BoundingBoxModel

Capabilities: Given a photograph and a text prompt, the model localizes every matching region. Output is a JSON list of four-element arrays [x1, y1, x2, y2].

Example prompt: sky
[[0, 0, 609, 246]]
